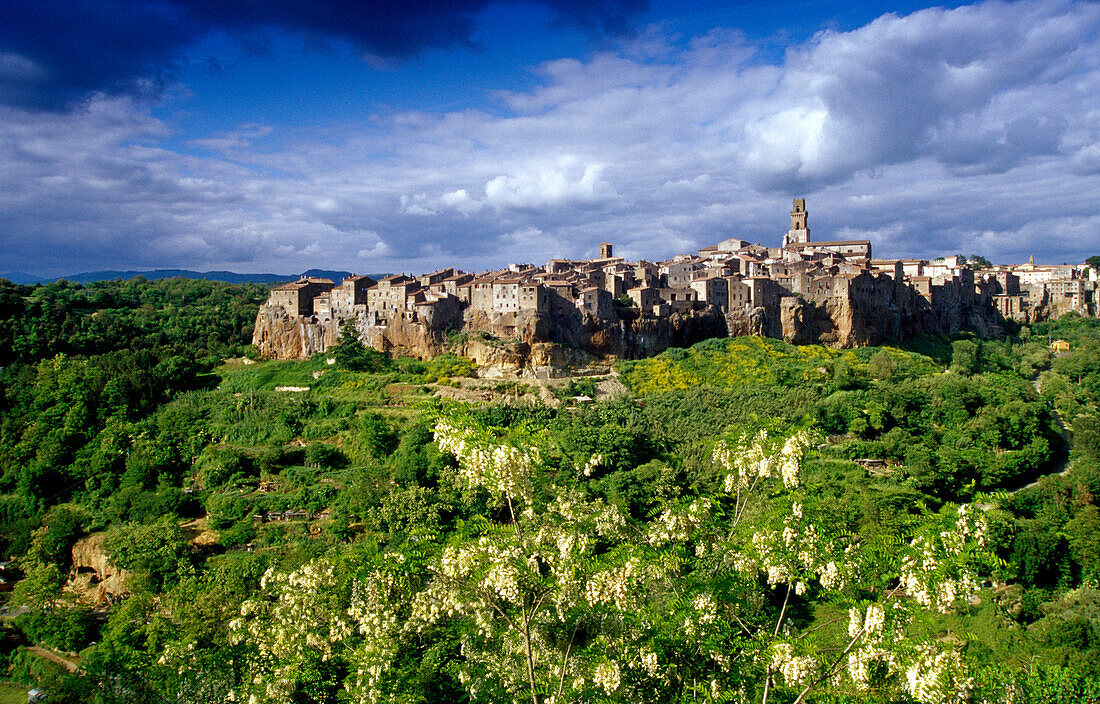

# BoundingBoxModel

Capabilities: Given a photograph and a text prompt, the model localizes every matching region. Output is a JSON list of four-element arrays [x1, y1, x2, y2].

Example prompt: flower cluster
[[771, 642, 817, 686], [750, 509, 845, 592], [846, 604, 895, 691], [346, 570, 403, 704], [593, 661, 621, 694], [581, 453, 603, 477], [719, 430, 811, 492], [231, 559, 353, 704], [434, 419, 539, 503], [586, 558, 643, 609], [647, 498, 711, 545], [904, 647, 973, 704], [899, 504, 989, 612]]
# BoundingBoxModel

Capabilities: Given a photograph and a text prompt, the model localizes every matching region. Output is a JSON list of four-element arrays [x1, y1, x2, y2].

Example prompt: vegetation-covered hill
[[0, 277, 1098, 703]]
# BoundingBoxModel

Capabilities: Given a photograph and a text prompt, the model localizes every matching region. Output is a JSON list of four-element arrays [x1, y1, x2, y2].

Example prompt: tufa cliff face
[[780, 297, 902, 347], [777, 285, 1004, 348], [252, 302, 731, 374], [68, 533, 129, 604], [253, 286, 1005, 370], [253, 305, 336, 359]]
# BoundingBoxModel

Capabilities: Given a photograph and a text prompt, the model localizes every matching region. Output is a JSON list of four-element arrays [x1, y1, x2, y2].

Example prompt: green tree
[[231, 418, 996, 704], [104, 519, 192, 592], [951, 339, 980, 375], [332, 320, 392, 372], [867, 350, 897, 380], [1066, 505, 1100, 580], [357, 412, 398, 459]]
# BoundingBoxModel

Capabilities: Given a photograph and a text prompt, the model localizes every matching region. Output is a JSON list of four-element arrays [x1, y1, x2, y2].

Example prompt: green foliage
[[553, 399, 659, 474], [418, 352, 478, 382], [553, 376, 597, 401], [304, 443, 348, 469], [0, 276, 267, 366], [951, 339, 981, 374], [2, 281, 1099, 703], [391, 419, 454, 487], [356, 411, 398, 459], [103, 518, 192, 591], [13, 607, 100, 653], [619, 335, 939, 394], [332, 320, 394, 372]]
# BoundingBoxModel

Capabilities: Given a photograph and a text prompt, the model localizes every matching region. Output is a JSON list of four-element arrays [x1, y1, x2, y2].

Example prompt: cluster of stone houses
[[265, 199, 1097, 333]]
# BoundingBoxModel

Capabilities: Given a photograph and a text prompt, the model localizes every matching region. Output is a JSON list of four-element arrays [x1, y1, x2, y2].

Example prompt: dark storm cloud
[[0, 0, 649, 111], [0, 1, 201, 110]]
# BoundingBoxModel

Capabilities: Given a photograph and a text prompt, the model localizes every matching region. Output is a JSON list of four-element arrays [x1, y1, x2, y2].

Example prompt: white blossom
[[904, 647, 973, 704], [593, 661, 621, 694], [771, 642, 816, 686]]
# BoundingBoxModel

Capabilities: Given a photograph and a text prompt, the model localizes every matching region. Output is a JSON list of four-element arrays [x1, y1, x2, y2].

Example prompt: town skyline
[[253, 197, 1096, 366]]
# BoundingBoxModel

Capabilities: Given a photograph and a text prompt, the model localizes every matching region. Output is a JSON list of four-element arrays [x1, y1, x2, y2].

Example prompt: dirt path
[[27, 646, 78, 673]]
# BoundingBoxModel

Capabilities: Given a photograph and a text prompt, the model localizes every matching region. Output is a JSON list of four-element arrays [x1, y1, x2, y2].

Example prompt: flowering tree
[[688, 429, 994, 703], [226, 417, 994, 704], [231, 559, 353, 703], [413, 417, 638, 703]]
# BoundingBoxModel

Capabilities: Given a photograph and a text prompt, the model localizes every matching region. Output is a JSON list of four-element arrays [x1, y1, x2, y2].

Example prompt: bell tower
[[783, 197, 810, 246]]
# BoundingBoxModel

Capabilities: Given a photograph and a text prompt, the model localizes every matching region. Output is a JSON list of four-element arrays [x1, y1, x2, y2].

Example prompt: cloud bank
[[2, 0, 1099, 276]]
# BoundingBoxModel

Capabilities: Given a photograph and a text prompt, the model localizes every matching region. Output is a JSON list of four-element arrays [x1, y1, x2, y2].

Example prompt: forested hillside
[[0, 277, 1098, 703]]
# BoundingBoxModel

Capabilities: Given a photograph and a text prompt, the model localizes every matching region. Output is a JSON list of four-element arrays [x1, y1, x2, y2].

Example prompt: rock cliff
[[253, 289, 1005, 371], [252, 303, 731, 375], [68, 533, 129, 604]]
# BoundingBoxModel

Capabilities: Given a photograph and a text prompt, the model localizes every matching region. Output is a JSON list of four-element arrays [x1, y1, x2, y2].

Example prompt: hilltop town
[[253, 199, 1098, 369]]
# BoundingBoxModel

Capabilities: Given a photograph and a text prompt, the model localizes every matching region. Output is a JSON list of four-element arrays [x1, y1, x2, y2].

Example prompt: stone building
[[691, 274, 729, 309], [492, 278, 521, 313], [785, 240, 872, 260], [269, 277, 334, 317], [782, 197, 810, 247], [330, 275, 376, 316], [367, 275, 420, 319], [628, 285, 662, 313], [576, 286, 613, 319]]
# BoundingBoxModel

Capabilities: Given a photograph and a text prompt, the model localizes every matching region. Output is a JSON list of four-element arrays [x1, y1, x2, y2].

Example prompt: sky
[[1, 0, 1099, 277]]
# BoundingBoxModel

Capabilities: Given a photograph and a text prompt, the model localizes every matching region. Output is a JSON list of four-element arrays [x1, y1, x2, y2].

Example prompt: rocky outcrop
[[780, 297, 903, 347], [252, 305, 336, 359], [252, 302, 731, 373], [68, 533, 129, 604], [253, 286, 1006, 370]]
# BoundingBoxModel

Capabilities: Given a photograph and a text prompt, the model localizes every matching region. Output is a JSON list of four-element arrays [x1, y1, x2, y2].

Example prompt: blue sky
[[1, 0, 1098, 276]]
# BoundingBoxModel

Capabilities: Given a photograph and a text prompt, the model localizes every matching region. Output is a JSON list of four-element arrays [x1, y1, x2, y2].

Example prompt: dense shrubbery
[[621, 333, 1072, 496], [1, 278, 1099, 703], [0, 277, 267, 365]]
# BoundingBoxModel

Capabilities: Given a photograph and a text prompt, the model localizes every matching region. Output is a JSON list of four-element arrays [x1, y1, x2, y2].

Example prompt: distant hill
[[0, 268, 387, 286]]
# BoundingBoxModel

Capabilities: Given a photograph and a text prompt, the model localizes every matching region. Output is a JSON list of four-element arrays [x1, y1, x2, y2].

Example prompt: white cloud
[[440, 188, 483, 215], [357, 232, 392, 259], [189, 123, 274, 151], [483, 158, 616, 210], [400, 193, 437, 216]]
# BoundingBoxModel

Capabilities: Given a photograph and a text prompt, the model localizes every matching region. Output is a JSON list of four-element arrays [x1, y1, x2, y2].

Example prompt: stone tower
[[783, 198, 810, 247], [600, 242, 613, 259]]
